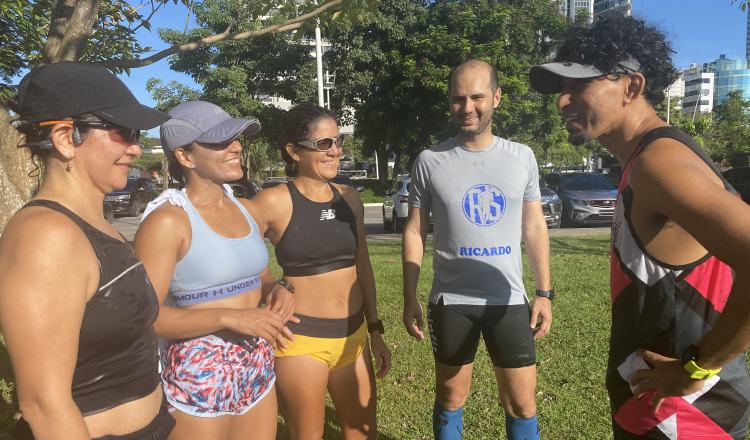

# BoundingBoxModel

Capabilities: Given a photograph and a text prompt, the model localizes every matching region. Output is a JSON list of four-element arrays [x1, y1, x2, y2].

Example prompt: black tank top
[[275, 182, 357, 276], [22, 200, 161, 416]]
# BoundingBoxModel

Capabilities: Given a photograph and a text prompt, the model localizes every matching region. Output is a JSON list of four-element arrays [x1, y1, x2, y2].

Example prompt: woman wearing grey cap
[[0, 61, 173, 439], [133, 101, 296, 439]]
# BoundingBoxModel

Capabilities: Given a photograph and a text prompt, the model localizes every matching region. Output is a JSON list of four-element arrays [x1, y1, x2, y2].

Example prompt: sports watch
[[367, 319, 385, 334], [535, 289, 556, 300], [681, 345, 721, 380]]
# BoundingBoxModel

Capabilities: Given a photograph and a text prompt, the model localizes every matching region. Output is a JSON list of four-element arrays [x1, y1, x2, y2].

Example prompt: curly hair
[[281, 104, 337, 177], [555, 15, 679, 105]]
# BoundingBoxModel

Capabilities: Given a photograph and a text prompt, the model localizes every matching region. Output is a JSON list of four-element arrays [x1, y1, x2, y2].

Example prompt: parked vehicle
[[722, 166, 750, 204], [104, 177, 159, 217], [540, 185, 562, 228], [228, 179, 262, 199], [332, 174, 365, 192], [262, 177, 288, 189], [382, 175, 433, 233], [543, 172, 617, 227]]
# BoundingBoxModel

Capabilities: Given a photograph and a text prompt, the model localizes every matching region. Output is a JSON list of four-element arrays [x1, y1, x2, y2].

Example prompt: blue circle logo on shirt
[[462, 184, 506, 226]]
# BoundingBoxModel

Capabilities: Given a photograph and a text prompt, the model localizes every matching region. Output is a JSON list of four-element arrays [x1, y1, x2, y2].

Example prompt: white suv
[[382, 175, 411, 232]]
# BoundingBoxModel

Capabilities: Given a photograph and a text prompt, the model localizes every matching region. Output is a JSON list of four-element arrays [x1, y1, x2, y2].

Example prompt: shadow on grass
[[276, 405, 399, 440]]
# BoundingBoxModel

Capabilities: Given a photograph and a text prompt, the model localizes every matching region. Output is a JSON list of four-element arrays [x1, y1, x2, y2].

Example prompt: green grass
[[356, 179, 390, 204], [2, 235, 742, 439]]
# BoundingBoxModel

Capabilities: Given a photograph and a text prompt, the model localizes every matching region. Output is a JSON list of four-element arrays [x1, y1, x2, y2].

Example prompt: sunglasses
[[296, 134, 345, 152], [39, 119, 141, 145]]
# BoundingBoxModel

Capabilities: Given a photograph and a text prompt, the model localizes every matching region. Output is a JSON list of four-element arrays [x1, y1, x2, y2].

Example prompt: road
[[112, 204, 610, 242]]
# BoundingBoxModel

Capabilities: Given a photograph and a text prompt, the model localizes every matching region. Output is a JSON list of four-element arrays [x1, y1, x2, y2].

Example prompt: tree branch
[[131, 0, 164, 33], [102, 0, 343, 69]]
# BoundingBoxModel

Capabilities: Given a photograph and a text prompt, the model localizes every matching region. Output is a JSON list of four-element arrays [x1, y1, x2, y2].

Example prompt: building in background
[[593, 0, 632, 18], [665, 72, 685, 111], [681, 64, 714, 114], [707, 54, 750, 106], [558, 0, 631, 23]]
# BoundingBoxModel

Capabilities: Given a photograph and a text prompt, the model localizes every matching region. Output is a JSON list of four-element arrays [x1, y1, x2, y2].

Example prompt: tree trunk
[[377, 145, 389, 184], [1, 0, 100, 235], [0, 103, 36, 234]]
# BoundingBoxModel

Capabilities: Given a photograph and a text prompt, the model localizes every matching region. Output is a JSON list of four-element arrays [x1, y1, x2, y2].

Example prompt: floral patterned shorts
[[162, 332, 275, 417]]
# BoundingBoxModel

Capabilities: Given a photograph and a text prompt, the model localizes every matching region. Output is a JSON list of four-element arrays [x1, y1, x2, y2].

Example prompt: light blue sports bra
[[143, 186, 268, 307]]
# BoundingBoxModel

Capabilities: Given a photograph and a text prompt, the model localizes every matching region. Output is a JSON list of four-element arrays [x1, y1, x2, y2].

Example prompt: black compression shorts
[[427, 298, 536, 368]]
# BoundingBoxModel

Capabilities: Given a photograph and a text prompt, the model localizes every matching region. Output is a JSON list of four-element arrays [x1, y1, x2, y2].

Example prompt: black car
[[722, 166, 750, 204], [228, 179, 263, 199], [104, 177, 159, 217]]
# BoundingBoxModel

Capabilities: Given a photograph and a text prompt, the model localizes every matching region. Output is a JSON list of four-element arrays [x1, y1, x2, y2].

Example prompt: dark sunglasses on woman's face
[[75, 120, 141, 144], [296, 133, 345, 152]]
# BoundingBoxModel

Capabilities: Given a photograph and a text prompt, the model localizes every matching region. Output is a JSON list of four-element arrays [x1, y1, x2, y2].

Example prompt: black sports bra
[[22, 200, 161, 416], [275, 182, 358, 276]]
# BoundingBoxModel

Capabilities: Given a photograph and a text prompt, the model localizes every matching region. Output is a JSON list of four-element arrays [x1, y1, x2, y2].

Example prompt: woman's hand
[[370, 332, 392, 379], [220, 308, 286, 343]]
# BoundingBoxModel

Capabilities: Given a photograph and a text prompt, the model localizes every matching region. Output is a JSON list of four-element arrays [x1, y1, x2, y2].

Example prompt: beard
[[455, 115, 491, 138]]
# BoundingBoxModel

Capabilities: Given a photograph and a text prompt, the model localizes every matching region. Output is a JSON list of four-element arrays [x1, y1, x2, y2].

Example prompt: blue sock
[[505, 414, 539, 440], [432, 402, 463, 440]]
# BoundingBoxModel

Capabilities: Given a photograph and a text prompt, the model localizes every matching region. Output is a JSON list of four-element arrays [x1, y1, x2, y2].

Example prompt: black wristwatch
[[276, 278, 295, 294], [367, 319, 385, 334], [535, 289, 555, 300]]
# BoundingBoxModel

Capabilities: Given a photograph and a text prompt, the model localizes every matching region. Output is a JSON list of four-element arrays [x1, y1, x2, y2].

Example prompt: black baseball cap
[[16, 61, 169, 129]]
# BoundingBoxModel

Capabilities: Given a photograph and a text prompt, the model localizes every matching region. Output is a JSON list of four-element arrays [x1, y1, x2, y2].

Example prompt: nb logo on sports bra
[[319, 209, 336, 221]]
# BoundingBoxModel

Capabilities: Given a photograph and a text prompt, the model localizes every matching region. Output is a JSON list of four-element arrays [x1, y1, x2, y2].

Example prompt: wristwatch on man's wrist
[[681, 345, 721, 380], [367, 319, 385, 334], [535, 289, 555, 300]]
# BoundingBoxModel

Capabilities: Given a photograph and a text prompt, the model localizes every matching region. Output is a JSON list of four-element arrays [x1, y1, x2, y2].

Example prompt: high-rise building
[[559, 0, 594, 23], [593, 0, 632, 18], [681, 64, 714, 114], [665, 73, 685, 110], [706, 54, 750, 106]]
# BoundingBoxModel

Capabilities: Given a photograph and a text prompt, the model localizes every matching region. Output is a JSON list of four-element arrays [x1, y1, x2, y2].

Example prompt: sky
[[119, 0, 748, 109]]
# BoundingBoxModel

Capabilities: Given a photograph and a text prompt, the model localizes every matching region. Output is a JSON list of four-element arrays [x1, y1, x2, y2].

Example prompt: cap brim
[[94, 103, 170, 129], [529, 62, 606, 94], [195, 118, 261, 144]]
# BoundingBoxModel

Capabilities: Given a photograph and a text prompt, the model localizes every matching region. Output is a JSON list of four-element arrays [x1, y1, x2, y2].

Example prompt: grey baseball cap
[[529, 58, 641, 94], [160, 101, 261, 153]]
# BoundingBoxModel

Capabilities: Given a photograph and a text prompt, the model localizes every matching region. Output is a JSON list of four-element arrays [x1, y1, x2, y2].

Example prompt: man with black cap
[[530, 15, 750, 440]]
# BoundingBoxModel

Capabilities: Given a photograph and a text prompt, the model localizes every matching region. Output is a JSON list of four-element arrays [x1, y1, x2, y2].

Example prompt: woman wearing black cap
[[133, 101, 296, 439], [0, 61, 173, 439], [250, 103, 391, 440]]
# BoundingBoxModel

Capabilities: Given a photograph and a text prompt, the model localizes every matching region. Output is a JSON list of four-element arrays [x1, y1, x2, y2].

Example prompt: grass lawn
[[2, 235, 743, 438]]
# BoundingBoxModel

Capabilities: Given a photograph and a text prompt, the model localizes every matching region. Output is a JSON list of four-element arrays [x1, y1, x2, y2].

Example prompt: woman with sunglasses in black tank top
[[249, 104, 392, 439], [0, 62, 173, 439]]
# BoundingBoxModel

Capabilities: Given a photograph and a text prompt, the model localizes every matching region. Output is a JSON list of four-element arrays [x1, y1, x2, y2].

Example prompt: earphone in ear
[[71, 126, 82, 144]]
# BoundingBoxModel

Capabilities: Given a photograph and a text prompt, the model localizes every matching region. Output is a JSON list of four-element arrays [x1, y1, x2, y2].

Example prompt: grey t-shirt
[[409, 136, 540, 306]]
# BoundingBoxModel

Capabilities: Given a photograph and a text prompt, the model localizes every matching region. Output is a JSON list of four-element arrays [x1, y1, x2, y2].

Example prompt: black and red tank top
[[275, 182, 357, 276], [22, 200, 161, 416], [608, 127, 750, 439]]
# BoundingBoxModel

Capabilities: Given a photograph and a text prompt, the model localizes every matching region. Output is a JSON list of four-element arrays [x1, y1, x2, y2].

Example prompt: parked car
[[540, 184, 562, 228], [332, 174, 365, 192], [722, 166, 750, 204], [262, 177, 288, 189], [104, 177, 159, 217], [382, 175, 433, 233], [543, 172, 617, 227], [228, 179, 262, 199]]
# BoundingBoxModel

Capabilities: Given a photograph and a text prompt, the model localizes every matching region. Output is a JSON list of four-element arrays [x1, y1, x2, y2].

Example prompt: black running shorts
[[427, 298, 536, 368]]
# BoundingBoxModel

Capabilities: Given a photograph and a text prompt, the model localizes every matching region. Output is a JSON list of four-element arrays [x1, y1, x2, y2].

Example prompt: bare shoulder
[[334, 183, 364, 216], [0, 206, 98, 300], [630, 137, 722, 192], [135, 203, 190, 246]]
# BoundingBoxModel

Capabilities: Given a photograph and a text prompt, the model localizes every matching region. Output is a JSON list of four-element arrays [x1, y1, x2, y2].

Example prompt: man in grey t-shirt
[[402, 59, 553, 440]]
